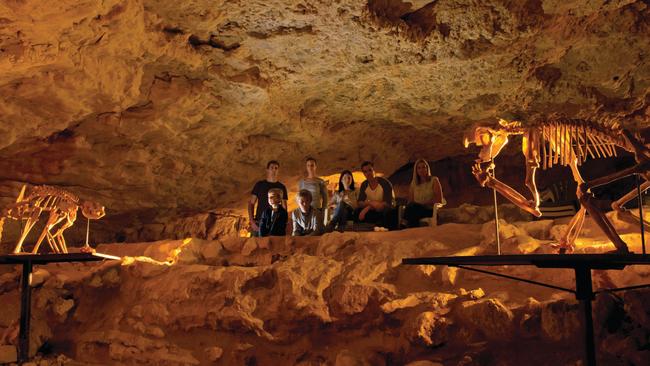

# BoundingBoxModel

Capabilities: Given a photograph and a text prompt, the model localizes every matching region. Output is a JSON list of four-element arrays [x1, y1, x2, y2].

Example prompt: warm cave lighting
[[167, 237, 194, 264], [119, 238, 194, 266]]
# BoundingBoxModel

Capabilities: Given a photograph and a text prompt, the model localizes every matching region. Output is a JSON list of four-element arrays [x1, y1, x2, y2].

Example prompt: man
[[248, 160, 288, 236], [292, 189, 324, 236], [258, 188, 288, 237], [357, 161, 395, 229]]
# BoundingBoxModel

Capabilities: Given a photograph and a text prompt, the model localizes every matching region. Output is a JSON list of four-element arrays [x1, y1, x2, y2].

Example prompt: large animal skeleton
[[0, 185, 105, 254], [464, 116, 650, 253]]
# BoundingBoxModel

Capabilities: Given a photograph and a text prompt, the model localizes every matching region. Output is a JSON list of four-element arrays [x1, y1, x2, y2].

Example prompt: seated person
[[404, 158, 445, 227], [325, 170, 358, 232], [258, 188, 288, 237], [292, 189, 324, 236], [357, 161, 395, 229]]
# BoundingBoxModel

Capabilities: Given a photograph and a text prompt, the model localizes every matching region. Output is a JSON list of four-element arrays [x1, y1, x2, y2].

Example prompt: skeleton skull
[[463, 124, 508, 163], [81, 200, 105, 219]]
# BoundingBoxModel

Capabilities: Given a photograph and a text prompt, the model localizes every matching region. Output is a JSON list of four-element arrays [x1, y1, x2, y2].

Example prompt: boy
[[292, 189, 324, 236], [258, 188, 288, 237]]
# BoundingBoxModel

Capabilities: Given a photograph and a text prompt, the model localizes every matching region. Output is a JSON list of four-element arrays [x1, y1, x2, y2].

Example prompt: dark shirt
[[258, 206, 288, 237], [251, 180, 288, 221]]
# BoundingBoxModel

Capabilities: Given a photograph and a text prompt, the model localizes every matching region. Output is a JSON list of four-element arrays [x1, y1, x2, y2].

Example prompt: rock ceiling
[[0, 0, 648, 220]]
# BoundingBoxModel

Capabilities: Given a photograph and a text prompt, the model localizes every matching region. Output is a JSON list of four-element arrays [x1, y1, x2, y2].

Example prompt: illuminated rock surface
[[0, 0, 648, 227], [0, 1, 649, 363], [0, 217, 649, 365]]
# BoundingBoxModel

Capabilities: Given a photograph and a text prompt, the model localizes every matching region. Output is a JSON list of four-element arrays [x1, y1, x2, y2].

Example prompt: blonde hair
[[268, 188, 283, 197], [410, 158, 432, 188]]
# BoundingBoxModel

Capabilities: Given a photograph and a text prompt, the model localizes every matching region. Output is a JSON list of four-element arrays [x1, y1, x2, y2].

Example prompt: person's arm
[[309, 210, 324, 236], [346, 190, 359, 209], [320, 180, 328, 209], [282, 185, 289, 210], [381, 178, 394, 209], [329, 192, 339, 209], [248, 194, 259, 231], [291, 211, 302, 236], [407, 185, 415, 204], [258, 210, 268, 236], [357, 182, 368, 208], [431, 177, 445, 206]]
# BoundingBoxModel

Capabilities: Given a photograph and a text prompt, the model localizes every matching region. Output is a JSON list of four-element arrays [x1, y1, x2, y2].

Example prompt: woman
[[404, 159, 445, 227], [326, 170, 358, 232], [298, 157, 328, 212]]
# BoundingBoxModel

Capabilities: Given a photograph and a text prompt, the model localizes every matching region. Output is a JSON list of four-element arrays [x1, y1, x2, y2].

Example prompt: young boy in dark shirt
[[258, 188, 288, 237]]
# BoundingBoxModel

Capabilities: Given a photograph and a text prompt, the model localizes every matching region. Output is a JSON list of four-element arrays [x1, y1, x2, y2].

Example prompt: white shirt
[[365, 183, 384, 202]]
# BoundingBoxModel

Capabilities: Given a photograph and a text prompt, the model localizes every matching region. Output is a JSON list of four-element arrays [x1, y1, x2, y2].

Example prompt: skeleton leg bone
[[45, 231, 60, 253], [611, 180, 650, 212], [32, 211, 64, 254], [577, 160, 650, 253], [554, 207, 587, 253], [13, 210, 42, 254], [50, 218, 74, 254], [577, 185, 630, 253], [551, 139, 589, 253], [473, 163, 543, 217]]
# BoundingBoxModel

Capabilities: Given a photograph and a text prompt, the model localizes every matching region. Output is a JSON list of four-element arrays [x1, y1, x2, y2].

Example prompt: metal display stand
[[0, 252, 120, 362], [402, 254, 650, 366]]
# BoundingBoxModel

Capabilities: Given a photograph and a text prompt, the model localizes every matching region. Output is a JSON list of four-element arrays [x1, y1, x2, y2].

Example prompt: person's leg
[[379, 207, 391, 228], [405, 203, 433, 227], [337, 205, 351, 231], [404, 203, 419, 227], [326, 203, 343, 232], [362, 209, 382, 226]]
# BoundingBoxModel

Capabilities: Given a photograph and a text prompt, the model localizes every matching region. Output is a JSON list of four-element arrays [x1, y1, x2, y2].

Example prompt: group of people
[[247, 158, 445, 237]]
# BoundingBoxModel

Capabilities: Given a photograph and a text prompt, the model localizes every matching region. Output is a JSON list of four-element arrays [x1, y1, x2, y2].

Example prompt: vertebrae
[[532, 116, 628, 169]]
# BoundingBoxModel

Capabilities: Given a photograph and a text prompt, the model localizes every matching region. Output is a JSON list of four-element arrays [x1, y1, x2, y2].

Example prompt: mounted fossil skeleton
[[0, 185, 105, 254], [464, 116, 650, 253]]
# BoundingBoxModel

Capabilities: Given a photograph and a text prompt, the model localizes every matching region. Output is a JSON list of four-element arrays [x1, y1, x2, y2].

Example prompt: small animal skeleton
[[464, 116, 650, 253], [0, 185, 105, 254]]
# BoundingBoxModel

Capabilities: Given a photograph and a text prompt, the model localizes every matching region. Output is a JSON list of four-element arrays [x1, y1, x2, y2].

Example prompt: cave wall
[[0, 0, 648, 237]]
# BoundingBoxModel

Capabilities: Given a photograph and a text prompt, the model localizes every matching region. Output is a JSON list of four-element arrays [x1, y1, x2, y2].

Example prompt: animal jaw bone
[[464, 115, 648, 254], [0, 185, 105, 254]]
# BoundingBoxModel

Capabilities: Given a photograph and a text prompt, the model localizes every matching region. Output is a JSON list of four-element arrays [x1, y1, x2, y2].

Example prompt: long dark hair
[[338, 170, 355, 192]]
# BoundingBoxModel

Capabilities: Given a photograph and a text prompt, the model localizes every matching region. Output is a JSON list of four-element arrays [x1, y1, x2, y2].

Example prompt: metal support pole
[[492, 164, 501, 255], [574, 266, 596, 366], [86, 218, 90, 247], [19, 260, 32, 362], [636, 174, 646, 255]]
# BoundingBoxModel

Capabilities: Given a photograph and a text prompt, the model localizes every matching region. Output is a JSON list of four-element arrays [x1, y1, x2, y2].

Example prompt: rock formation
[[1, 216, 649, 365], [0, 0, 648, 229], [0, 2, 649, 363]]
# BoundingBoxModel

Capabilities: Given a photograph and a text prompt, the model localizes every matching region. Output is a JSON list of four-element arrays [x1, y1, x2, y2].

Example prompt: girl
[[326, 170, 358, 232], [404, 159, 445, 227]]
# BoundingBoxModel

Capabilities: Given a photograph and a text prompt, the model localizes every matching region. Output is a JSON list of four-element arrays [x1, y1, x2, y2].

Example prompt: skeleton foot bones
[[464, 116, 647, 254], [0, 185, 105, 254]]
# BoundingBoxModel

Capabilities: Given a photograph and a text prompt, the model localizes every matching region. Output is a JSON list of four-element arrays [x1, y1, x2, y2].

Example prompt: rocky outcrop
[[1, 217, 649, 365], [0, 0, 648, 230]]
